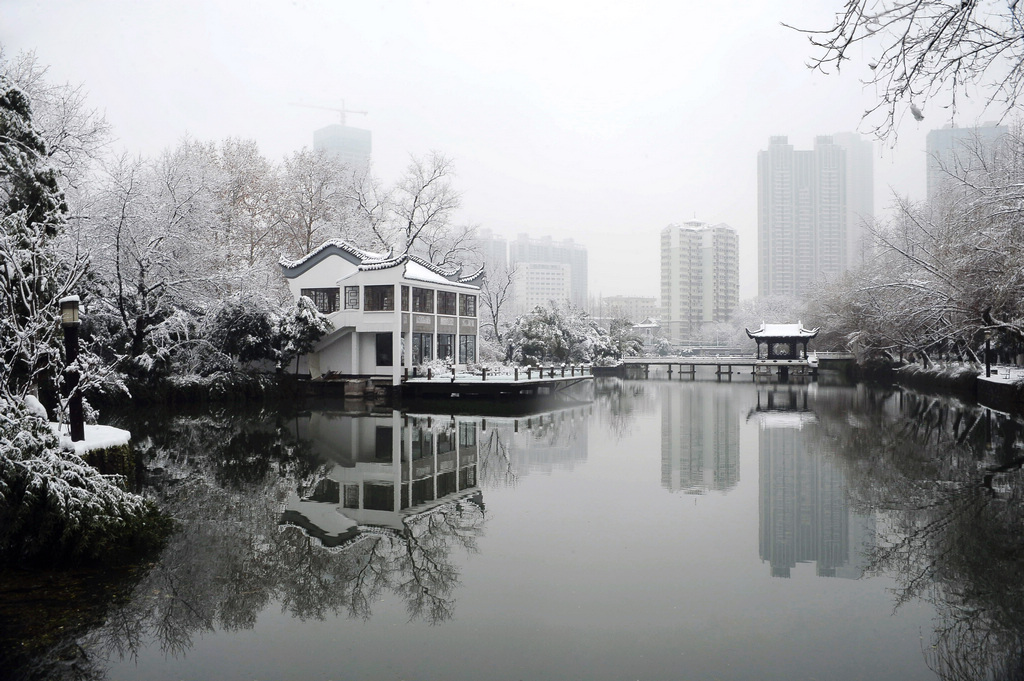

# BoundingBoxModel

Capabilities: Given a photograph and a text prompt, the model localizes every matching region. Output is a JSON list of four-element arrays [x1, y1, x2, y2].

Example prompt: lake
[[7, 376, 1024, 681]]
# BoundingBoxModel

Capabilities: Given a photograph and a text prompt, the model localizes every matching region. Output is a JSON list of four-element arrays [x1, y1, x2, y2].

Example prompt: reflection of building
[[660, 220, 739, 342], [754, 386, 874, 578], [661, 385, 739, 494], [281, 411, 482, 546]]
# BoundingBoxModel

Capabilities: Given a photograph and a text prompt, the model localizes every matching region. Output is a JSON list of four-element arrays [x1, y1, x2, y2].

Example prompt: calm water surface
[[18, 377, 1024, 680]]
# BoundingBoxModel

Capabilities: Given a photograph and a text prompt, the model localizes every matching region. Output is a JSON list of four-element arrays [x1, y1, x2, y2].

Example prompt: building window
[[459, 335, 476, 364], [438, 290, 457, 315], [437, 334, 454, 361], [300, 288, 339, 314], [365, 285, 395, 311], [460, 294, 477, 317], [412, 333, 433, 364], [344, 286, 359, 309], [376, 332, 393, 366], [401, 285, 409, 311], [412, 287, 434, 313]]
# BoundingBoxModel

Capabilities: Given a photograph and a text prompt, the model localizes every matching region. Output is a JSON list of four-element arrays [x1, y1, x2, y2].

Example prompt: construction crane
[[290, 100, 368, 126]]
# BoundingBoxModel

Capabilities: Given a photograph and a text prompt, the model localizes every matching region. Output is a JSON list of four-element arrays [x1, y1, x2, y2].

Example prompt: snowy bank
[[51, 423, 131, 456]]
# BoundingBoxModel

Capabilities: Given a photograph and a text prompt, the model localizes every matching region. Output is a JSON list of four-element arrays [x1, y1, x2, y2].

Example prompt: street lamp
[[985, 329, 992, 378], [60, 295, 84, 442]]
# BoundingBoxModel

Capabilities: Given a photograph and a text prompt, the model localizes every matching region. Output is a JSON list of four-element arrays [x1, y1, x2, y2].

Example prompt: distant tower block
[[314, 124, 371, 169]]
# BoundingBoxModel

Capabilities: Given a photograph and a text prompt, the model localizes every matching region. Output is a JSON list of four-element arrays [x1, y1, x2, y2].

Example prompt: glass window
[[300, 288, 339, 314], [460, 294, 477, 317], [412, 287, 434, 313], [375, 332, 393, 366], [364, 285, 395, 311], [401, 285, 410, 311], [437, 334, 454, 362], [459, 335, 476, 364], [344, 286, 359, 309], [412, 333, 433, 364], [438, 291, 457, 315]]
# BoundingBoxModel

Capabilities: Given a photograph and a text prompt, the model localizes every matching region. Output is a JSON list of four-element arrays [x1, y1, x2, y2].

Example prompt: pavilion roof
[[745, 322, 819, 340]]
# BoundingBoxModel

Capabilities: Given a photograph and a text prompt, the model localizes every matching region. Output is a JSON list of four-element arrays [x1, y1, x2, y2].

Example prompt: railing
[[403, 365, 593, 381]]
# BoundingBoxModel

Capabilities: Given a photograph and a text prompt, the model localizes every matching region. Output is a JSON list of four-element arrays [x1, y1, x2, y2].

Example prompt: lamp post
[[985, 329, 992, 378], [60, 295, 85, 442]]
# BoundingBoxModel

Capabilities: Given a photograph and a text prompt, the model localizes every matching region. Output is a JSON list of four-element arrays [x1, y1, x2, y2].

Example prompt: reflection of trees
[[812, 387, 1024, 681], [22, 409, 489, 678], [593, 377, 655, 439], [475, 409, 589, 487]]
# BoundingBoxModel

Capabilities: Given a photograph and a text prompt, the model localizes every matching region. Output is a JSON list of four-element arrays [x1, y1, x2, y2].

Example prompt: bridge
[[617, 352, 855, 381]]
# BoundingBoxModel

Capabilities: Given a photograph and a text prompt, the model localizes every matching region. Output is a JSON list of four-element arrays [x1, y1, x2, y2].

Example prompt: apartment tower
[[660, 220, 739, 342]]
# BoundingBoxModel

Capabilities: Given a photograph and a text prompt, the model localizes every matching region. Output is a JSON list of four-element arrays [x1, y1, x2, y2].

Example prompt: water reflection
[[811, 387, 1024, 680], [661, 384, 740, 494], [752, 385, 874, 579], [9, 384, 1024, 680]]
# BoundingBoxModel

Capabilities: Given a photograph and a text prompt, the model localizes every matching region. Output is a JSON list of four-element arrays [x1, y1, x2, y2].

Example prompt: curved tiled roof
[[278, 239, 387, 270], [280, 238, 483, 290]]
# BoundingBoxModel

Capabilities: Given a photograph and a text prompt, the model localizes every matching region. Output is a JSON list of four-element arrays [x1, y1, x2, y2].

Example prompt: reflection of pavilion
[[281, 411, 483, 547], [661, 386, 739, 494], [753, 386, 874, 578]]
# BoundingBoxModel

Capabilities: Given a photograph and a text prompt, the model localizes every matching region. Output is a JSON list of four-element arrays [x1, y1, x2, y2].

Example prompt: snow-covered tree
[[275, 148, 355, 258], [808, 122, 1024, 361], [479, 263, 517, 347], [278, 295, 333, 373], [796, 0, 1024, 138], [508, 303, 615, 365], [0, 74, 86, 398], [350, 151, 473, 267]]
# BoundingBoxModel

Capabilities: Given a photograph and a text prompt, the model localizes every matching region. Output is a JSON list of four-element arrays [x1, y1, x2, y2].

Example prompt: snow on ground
[[978, 363, 1024, 385], [51, 422, 131, 455]]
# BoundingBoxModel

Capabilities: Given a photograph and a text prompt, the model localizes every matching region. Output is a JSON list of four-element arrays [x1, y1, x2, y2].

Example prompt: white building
[[660, 220, 739, 342], [758, 135, 852, 298], [512, 261, 572, 313], [280, 240, 483, 385], [509, 234, 588, 311], [597, 295, 660, 324]]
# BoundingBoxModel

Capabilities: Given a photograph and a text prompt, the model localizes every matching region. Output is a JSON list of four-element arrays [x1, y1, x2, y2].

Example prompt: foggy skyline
[[4, 0, 1000, 299]]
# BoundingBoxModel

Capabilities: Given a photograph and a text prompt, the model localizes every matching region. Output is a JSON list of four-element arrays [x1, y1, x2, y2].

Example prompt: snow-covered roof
[[745, 321, 819, 339], [281, 238, 483, 290]]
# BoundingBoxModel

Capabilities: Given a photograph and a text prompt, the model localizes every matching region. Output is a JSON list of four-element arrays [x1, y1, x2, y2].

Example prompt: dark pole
[[986, 335, 992, 377], [60, 296, 85, 442]]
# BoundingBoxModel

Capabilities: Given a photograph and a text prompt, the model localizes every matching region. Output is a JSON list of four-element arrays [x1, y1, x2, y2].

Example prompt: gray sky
[[4, 0, 990, 299]]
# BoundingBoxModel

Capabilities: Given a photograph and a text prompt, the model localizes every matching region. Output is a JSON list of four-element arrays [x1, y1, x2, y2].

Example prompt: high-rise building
[[926, 123, 1009, 202], [508, 234, 587, 311], [314, 123, 372, 169], [832, 132, 875, 267], [596, 295, 660, 324], [660, 220, 738, 342], [469, 228, 509, 276], [758, 135, 855, 298]]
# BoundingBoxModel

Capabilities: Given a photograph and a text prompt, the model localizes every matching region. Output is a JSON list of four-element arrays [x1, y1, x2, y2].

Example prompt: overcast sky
[[4, 0, 995, 299]]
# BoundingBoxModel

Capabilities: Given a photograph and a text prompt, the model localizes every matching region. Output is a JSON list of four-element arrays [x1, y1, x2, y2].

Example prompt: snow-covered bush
[[278, 296, 333, 372], [0, 396, 168, 565], [209, 295, 278, 365], [507, 304, 617, 365]]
